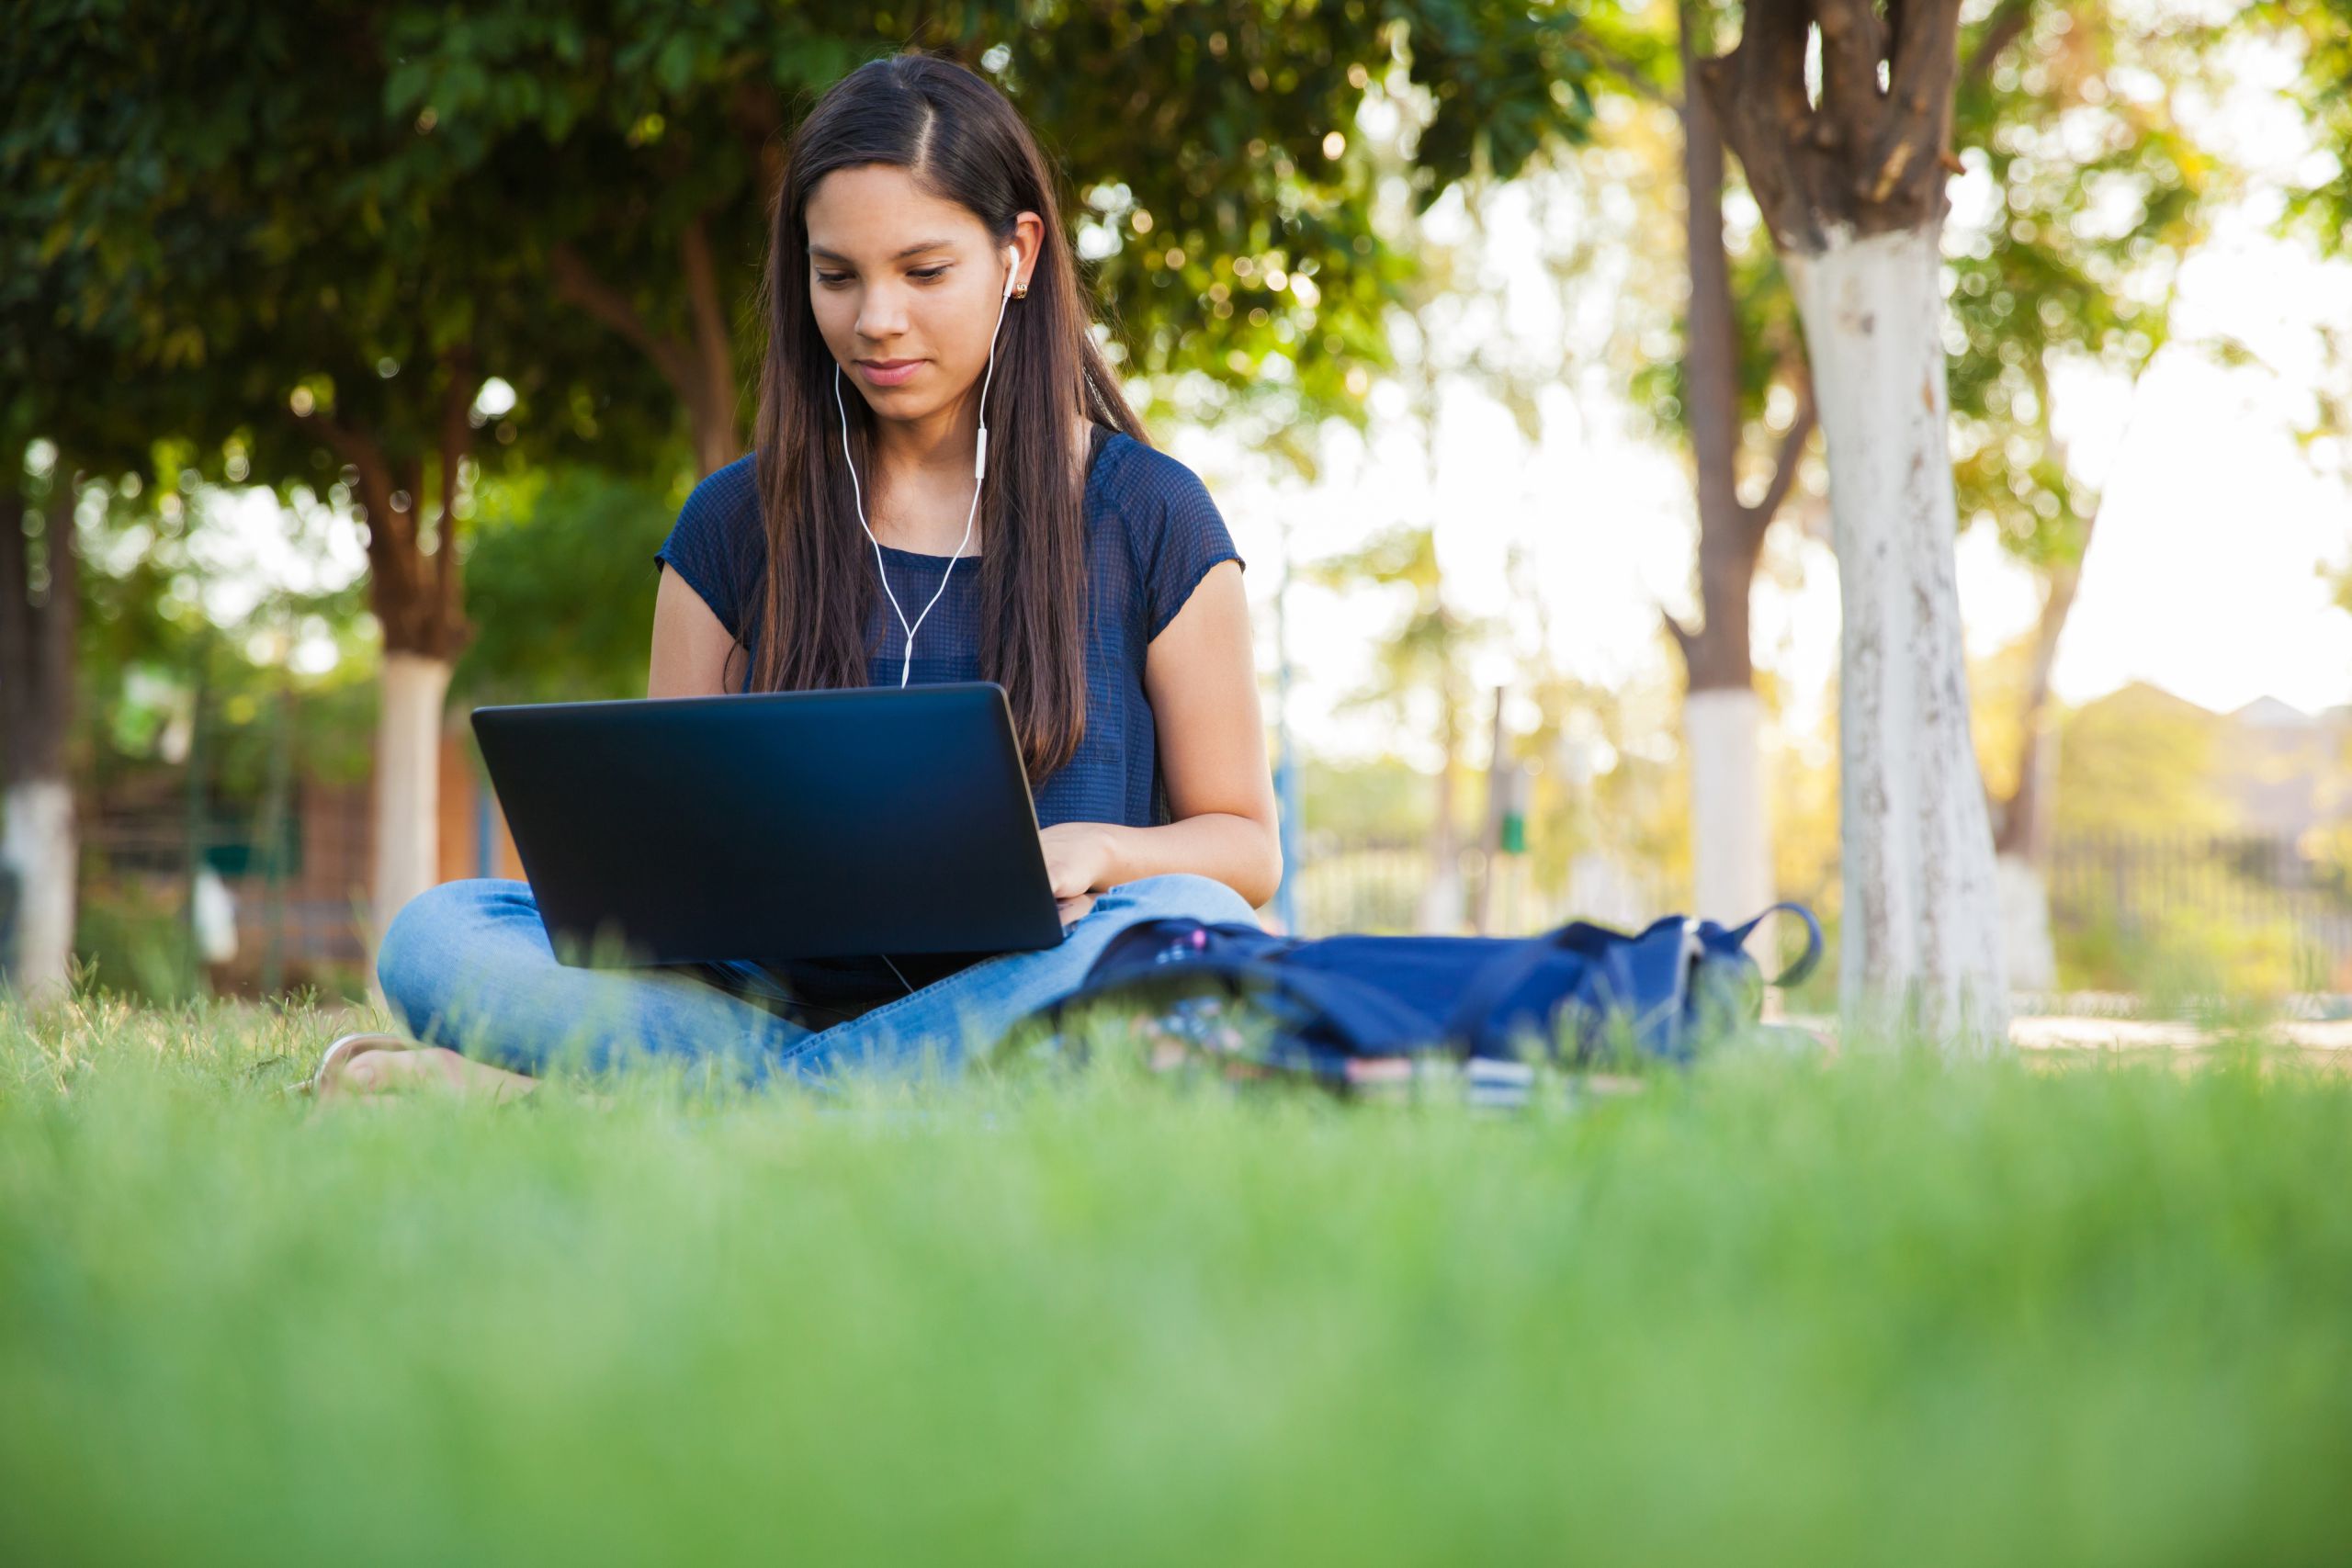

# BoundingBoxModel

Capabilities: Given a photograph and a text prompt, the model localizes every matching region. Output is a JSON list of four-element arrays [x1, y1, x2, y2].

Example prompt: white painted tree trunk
[[1685, 688, 1774, 928], [1, 777, 74, 1005], [1996, 853, 2058, 995], [370, 653, 452, 975], [1785, 225, 2009, 1050]]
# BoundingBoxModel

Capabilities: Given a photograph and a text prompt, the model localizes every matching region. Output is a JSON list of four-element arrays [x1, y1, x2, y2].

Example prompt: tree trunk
[[1665, 0, 1813, 931], [1996, 547, 2086, 864], [1685, 688, 1774, 921], [0, 482, 79, 1004], [1994, 541, 2088, 992], [1786, 224, 2007, 1046], [300, 351, 477, 983], [1696, 0, 2004, 1048], [0, 779, 74, 1001], [370, 650, 453, 958]]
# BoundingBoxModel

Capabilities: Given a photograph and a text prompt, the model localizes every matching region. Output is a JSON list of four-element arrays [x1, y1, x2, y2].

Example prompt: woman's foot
[[298, 1032, 542, 1104]]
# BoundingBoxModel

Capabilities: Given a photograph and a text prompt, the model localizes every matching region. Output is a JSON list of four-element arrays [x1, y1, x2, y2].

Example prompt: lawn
[[2, 994, 2347, 1565]]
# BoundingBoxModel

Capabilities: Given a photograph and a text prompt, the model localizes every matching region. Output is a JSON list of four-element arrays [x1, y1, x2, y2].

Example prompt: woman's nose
[[855, 285, 910, 342]]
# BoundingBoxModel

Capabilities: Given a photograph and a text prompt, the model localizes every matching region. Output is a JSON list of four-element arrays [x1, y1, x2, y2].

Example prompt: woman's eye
[[910, 266, 949, 282], [815, 273, 850, 288]]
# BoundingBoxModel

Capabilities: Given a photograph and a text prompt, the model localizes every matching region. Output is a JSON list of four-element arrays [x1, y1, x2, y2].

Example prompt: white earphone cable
[[835, 257, 1018, 688]]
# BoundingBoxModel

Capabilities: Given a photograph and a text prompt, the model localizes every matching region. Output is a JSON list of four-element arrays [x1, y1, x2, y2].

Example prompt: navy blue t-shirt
[[652, 425, 1245, 831]]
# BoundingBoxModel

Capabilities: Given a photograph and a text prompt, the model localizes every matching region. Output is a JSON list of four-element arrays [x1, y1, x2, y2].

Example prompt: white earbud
[[834, 243, 1023, 687]]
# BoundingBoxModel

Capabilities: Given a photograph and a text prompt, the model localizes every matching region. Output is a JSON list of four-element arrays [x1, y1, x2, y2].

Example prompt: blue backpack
[[1001, 904, 1823, 1099]]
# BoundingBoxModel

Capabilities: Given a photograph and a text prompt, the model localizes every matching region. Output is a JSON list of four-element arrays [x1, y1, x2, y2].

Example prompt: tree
[[1693, 0, 2007, 1047], [1582, 0, 2220, 970], [25, 2, 1603, 982], [0, 462, 77, 1004], [0, 94, 247, 999], [14, 2, 685, 970], [379, 0, 1600, 472], [1585, 2, 1818, 927]]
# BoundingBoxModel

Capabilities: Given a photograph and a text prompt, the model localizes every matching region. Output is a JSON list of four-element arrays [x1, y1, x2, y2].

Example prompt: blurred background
[[4, 0, 2348, 1013]]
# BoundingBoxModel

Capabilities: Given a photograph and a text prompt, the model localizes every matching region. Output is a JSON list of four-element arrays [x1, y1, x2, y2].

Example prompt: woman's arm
[[648, 565, 747, 698], [1042, 558, 1283, 910]]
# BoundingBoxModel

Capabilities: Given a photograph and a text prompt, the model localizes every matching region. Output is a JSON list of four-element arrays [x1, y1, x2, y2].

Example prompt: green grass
[[2, 994, 2348, 1565]]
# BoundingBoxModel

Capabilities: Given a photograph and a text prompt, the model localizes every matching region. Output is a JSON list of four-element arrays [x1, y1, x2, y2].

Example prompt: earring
[[1012, 281, 1028, 298]]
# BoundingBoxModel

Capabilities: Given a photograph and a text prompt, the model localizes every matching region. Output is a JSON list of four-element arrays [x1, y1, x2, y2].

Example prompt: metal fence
[[1293, 831, 2352, 994], [78, 780, 377, 1000], [2047, 832, 2352, 992], [57, 801, 2352, 999], [1290, 837, 1430, 935], [1285, 834, 1685, 939]]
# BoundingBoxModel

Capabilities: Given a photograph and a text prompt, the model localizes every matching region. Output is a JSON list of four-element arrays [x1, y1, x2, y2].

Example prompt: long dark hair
[[750, 52, 1145, 781]]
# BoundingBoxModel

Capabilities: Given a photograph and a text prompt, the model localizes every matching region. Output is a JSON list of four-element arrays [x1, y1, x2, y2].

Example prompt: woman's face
[[803, 164, 1036, 425]]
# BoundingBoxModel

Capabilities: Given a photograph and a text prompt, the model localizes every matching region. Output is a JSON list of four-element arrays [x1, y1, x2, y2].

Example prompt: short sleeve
[[652, 456, 764, 642], [1137, 455, 1245, 641]]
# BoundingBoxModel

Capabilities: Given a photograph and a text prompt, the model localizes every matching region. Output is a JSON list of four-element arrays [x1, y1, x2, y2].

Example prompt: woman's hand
[[1039, 821, 1120, 926]]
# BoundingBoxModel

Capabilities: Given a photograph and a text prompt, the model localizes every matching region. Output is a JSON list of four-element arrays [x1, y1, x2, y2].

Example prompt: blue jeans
[[374, 874, 1260, 1087]]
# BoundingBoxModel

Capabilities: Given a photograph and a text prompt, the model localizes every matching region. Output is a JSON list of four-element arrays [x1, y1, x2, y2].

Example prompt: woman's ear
[[1009, 209, 1046, 298]]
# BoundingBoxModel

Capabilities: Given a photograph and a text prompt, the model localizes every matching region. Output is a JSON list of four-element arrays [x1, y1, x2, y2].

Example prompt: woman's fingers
[[1040, 841, 1086, 899], [1057, 892, 1097, 927]]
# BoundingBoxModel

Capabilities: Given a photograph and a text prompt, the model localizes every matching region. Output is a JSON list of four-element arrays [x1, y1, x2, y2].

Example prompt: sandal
[[288, 1031, 416, 1100]]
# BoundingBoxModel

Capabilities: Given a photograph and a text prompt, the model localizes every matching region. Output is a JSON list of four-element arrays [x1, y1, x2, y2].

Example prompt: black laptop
[[470, 682, 1068, 966]]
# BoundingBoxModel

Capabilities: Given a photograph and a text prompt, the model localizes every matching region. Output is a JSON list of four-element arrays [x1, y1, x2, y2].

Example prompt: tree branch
[[1662, 606, 1700, 669], [549, 242, 703, 402], [1863, 0, 1965, 206], [1962, 0, 2036, 88], [297, 404, 380, 480], [296, 405, 409, 560], [1695, 0, 1828, 253], [1744, 375, 1817, 538], [1813, 0, 1890, 151], [0, 486, 32, 774], [679, 215, 741, 475], [729, 79, 787, 211], [1583, 34, 1676, 109], [435, 345, 476, 638]]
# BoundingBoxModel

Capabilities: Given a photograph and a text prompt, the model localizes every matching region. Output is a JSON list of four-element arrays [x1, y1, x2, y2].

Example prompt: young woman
[[306, 53, 1279, 1099]]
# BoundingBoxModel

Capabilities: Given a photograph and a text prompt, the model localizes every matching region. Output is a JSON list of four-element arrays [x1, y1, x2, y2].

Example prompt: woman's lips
[[857, 359, 923, 387]]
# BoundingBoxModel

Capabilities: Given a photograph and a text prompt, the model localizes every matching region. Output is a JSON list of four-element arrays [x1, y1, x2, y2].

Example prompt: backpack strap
[[1720, 902, 1825, 987]]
